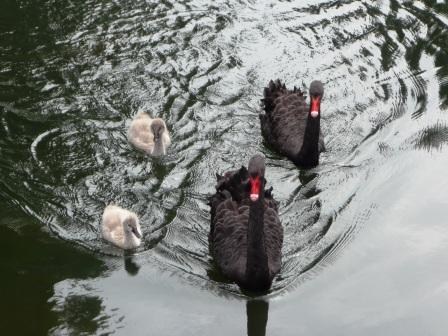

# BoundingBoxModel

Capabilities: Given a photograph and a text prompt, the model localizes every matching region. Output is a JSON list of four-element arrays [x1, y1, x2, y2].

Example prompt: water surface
[[1, 0, 448, 334]]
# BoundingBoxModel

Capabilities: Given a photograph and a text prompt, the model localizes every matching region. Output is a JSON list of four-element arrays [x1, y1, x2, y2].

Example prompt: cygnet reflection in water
[[128, 112, 171, 156], [124, 255, 141, 276], [101, 205, 142, 250]]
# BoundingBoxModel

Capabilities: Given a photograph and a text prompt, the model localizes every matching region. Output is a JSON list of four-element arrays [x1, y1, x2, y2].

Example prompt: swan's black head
[[123, 217, 142, 239], [151, 119, 166, 142], [309, 80, 324, 119], [248, 155, 265, 202]]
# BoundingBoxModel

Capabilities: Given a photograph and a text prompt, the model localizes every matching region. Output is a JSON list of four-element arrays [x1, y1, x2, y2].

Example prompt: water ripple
[[1, 0, 448, 299]]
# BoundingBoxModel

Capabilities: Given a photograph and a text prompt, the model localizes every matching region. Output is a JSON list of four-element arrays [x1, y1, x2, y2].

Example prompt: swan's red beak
[[310, 96, 321, 118], [249, 175, 261, 202]]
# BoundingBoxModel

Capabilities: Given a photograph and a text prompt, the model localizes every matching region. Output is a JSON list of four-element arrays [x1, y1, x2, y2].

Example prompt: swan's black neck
[[295, 113, 320, 167], [245, 180, 271, 292]]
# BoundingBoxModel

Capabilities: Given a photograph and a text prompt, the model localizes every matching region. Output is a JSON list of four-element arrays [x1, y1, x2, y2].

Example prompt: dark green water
[[1, 0, 448, 334]]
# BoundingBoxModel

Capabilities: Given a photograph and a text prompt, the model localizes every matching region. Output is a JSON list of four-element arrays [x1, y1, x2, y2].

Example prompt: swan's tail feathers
[[211, 165, 249, 205], [262, 79, 287, 115]]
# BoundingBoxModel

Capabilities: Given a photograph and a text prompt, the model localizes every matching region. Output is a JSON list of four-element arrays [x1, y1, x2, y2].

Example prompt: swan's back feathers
[[261, 80, 308, 158]]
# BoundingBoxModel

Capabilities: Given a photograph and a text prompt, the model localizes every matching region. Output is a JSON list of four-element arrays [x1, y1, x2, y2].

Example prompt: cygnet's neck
[[123, 229, 141, 249], [152, 137, 166, 156]]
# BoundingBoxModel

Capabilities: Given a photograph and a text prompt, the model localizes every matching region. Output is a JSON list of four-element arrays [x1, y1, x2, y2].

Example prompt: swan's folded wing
[[211, 199, 249, 282], [263, 207, 283, 277], [270, 93, 309, 155], [262, 81, 310, 157]]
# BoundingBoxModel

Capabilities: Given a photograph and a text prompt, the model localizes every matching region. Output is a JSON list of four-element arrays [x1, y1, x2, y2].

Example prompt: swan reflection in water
[[246, 299, 269, 336]]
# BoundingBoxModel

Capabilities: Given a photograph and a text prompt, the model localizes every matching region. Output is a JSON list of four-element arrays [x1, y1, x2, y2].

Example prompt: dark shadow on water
[[0, 202, 106, 335], [52, 295, 105, 335], [124, 254, 141, 276], [246, 299, 269, 336]]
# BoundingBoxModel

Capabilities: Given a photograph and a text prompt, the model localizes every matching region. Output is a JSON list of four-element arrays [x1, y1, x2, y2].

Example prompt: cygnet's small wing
[[102, 206, 126, 246], [102, 206, 122, 231], [128, 114, 155, 154]]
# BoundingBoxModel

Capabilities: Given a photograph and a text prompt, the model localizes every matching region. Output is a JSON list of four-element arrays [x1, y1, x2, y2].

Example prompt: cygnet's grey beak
[[131, 226, 142, 238]]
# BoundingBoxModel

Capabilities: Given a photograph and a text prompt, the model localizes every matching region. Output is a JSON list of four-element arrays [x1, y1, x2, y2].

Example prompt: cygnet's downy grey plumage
[[102, 205, 142, 249], [128, 112, 171, 156], [209, 155, 283, 292], [260, 80, 325, 168]]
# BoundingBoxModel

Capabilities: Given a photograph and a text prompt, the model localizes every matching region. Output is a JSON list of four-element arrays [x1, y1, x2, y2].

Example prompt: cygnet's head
[[151, 119, 167, 141], [123, 217, 142, 240], [124, 256, 141, 276]]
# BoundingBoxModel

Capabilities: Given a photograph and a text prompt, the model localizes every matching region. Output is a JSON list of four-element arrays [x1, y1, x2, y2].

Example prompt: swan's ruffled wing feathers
[[209, 166, 248, 231], [261, 79, 298, 115], [211, 198, 248, 281], [260, 80, 309, 158], [214, 166, 249, 202]]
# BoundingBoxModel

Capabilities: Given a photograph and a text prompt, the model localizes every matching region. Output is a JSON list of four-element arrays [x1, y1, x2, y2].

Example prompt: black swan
[[260, 80, 325, 167], [209, 155, 283, 292]]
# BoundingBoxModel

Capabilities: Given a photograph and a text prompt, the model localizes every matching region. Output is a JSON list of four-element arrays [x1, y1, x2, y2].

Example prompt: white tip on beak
[[250, 194, 259, 202], [310, 111, 319, 118]]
